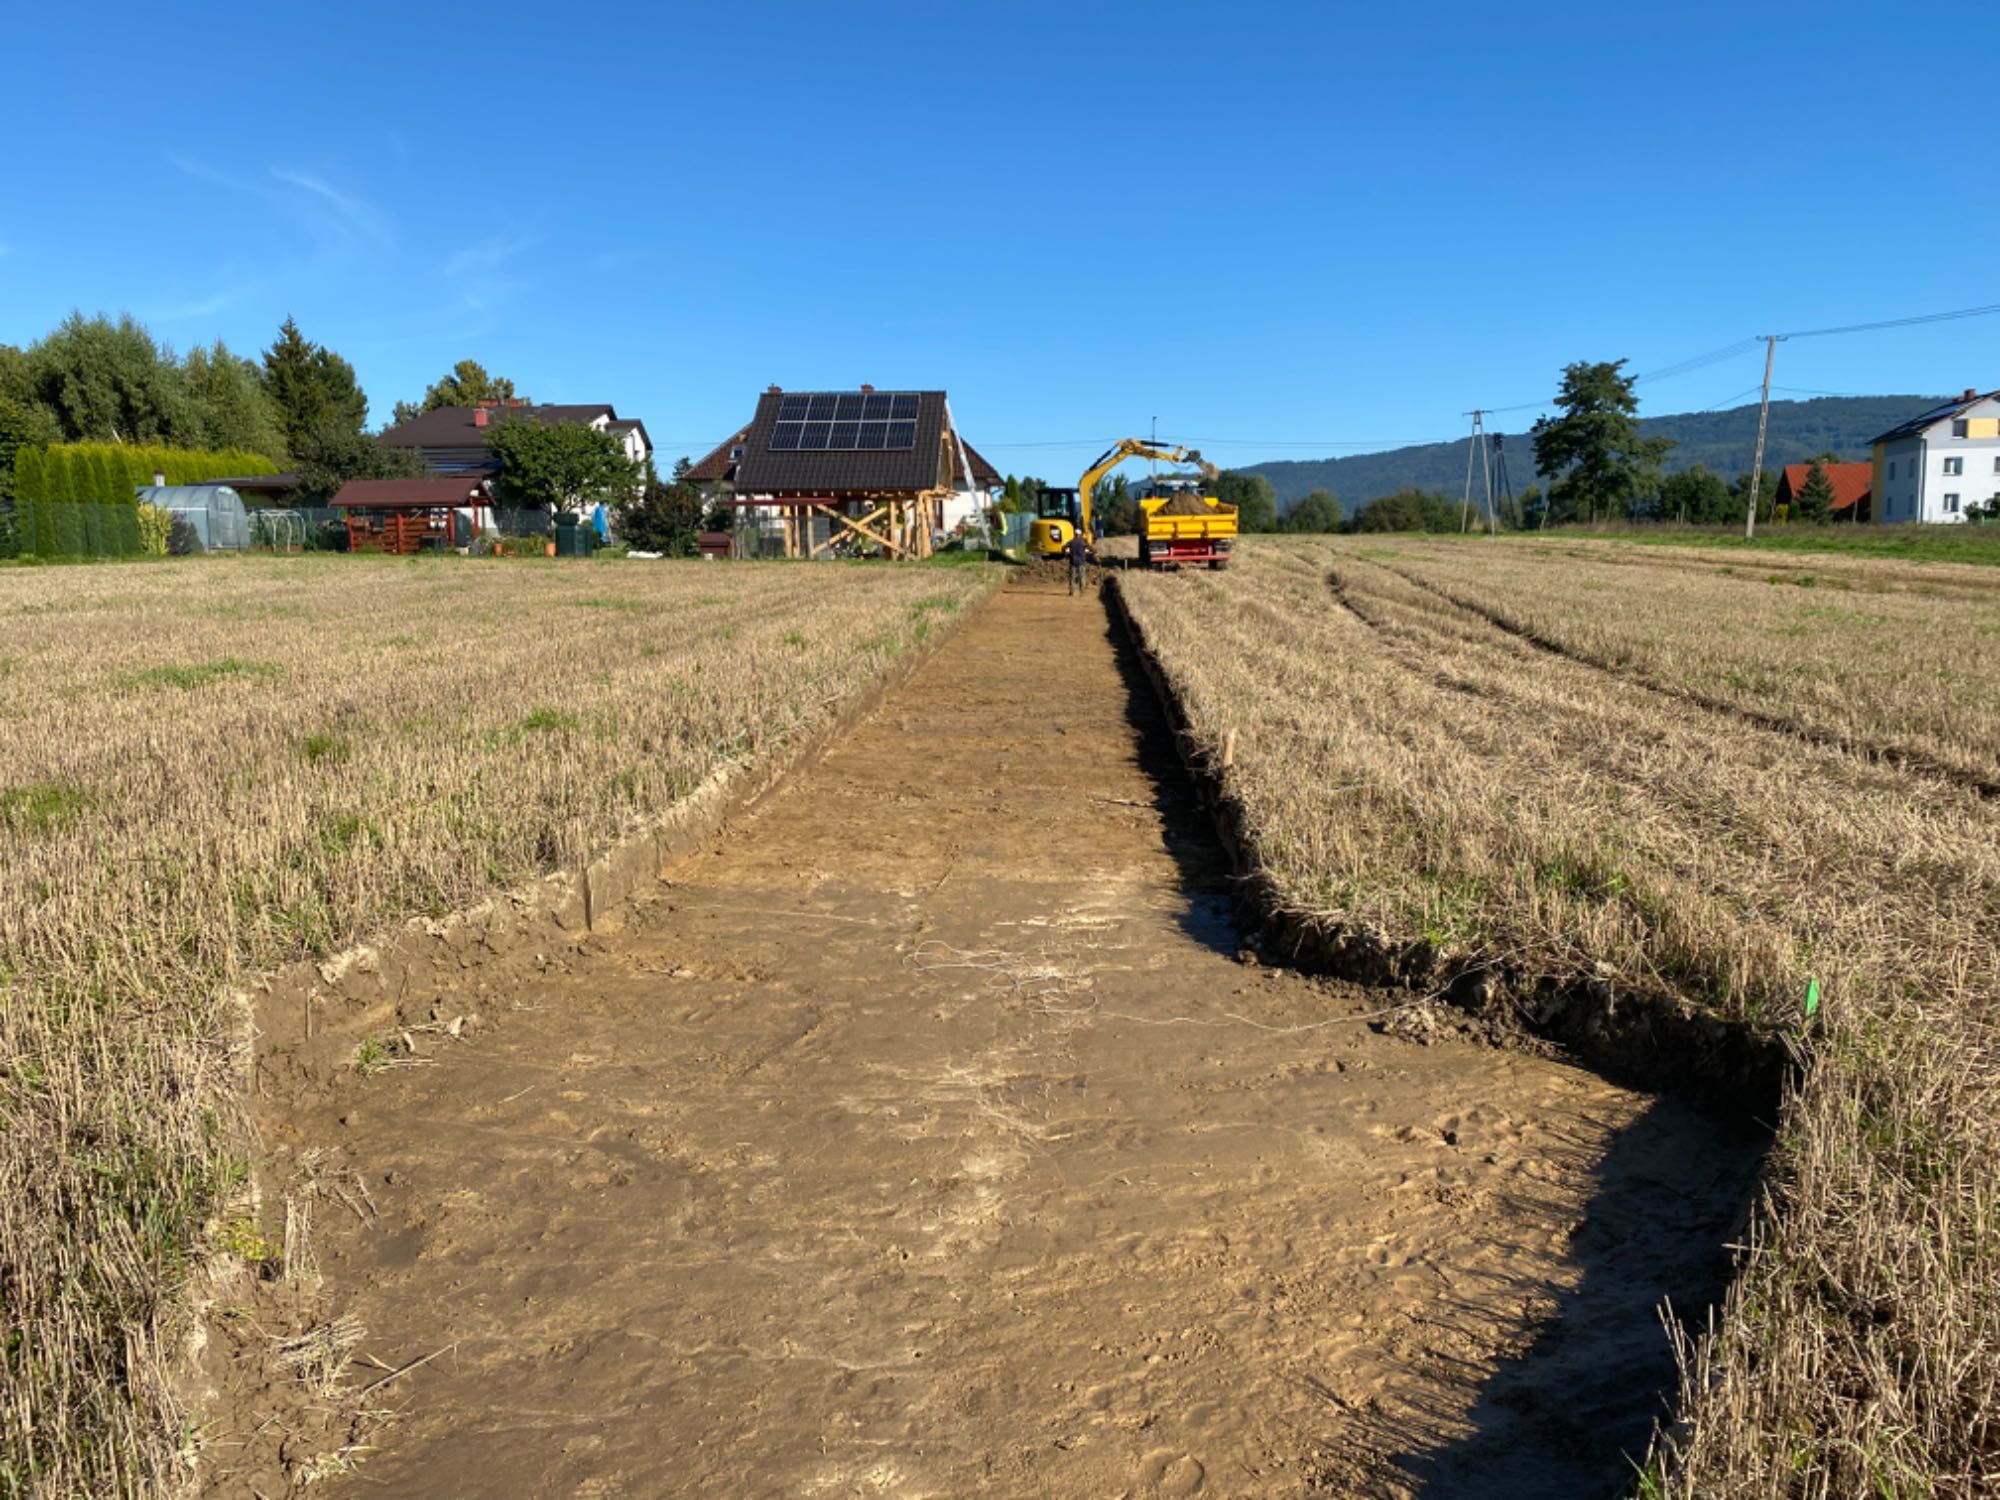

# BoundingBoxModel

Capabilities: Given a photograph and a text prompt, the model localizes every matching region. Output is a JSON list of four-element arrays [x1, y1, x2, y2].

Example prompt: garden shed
[[134, 485, 252, 552]]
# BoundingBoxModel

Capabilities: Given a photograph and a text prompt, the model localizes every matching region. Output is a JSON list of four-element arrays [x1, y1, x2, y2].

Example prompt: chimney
[[474, 407, 489, 428], [767, 384, 783, 394], [1965, 388, 1979, 402], [152, 470, 165, 487], [860, 383, 875, 394]]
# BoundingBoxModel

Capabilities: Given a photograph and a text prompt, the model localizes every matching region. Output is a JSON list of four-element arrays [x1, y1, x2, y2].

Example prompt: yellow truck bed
[[1139, 496, 1239, 540]]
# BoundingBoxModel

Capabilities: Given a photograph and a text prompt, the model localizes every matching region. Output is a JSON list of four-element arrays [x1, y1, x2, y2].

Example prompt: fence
[[2, 500, 148, 560]]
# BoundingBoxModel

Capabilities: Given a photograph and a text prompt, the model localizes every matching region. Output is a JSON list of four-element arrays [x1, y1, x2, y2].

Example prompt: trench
[[204, 577, 1767, 1499]]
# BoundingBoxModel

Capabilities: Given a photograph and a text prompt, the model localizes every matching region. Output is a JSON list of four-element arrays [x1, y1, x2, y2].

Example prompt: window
[[1887, 460, 1897, 479], [1945, 493, 1961, 513], [1943, 456, 1964, 476], [1953, 420, 1969, 438], [1993, 456, 2000, 474], [730, 446, 743, 460]]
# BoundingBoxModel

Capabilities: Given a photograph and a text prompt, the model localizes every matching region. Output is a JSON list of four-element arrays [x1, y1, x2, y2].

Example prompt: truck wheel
[[1208, 560, 1228, 571]]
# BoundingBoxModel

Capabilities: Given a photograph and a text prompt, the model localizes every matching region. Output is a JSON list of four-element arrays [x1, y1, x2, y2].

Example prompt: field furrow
[[1118, 536, 2000, 1497]]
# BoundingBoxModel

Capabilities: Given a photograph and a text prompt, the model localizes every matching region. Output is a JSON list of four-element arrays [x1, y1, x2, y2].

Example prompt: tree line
[[0, 312, 435, 516]]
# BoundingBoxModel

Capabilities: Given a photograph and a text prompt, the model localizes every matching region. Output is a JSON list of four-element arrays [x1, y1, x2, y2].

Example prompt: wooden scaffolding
[[732, 491, 949, 560]]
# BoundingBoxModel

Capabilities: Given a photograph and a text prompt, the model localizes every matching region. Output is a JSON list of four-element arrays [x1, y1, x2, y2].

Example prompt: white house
[[1870, 388, 2000, 524]]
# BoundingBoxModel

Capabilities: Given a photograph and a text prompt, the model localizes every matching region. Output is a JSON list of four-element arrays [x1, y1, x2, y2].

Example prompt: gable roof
[[684, 427, 751, 485], [955, 439, 1001, 488], [695, 391, 999, 495], [329, 477, 489, 509], [1776, 461, 1872, 513], [1870, 390, 1999, 445], [379, 403, 620, 450]]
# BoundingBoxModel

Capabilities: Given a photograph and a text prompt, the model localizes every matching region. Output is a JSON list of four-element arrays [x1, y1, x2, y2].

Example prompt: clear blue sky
[[3, 1, 1995, 477]]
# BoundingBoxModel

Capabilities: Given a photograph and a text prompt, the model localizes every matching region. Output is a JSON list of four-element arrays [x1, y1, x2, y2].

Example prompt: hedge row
[[14, 443, 277, 508], [2, 500, 147, 558], [3, 444, 278, 559]]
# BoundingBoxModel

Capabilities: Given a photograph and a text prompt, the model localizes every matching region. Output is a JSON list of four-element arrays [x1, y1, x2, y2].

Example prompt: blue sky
[[3, 1, 1995, 477]]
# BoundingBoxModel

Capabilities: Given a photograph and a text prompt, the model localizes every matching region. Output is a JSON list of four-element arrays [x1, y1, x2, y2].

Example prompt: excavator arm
[[1077, 439, 1220, 544]]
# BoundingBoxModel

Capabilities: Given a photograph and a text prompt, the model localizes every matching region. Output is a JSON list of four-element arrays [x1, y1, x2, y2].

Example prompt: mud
[[203, 580, 1764, 1498]]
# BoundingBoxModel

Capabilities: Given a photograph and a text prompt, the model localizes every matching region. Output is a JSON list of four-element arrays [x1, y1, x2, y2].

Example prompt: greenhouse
[[136, 485, 252, 552]]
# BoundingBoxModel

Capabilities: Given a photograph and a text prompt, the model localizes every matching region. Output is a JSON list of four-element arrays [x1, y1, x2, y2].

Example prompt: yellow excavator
[[1027, 439, 1237, 570]]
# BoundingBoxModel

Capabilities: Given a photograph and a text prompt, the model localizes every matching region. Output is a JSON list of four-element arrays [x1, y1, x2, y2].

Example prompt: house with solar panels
[[684, 386, 1000, 558], [1869, 388, 2000, 523]]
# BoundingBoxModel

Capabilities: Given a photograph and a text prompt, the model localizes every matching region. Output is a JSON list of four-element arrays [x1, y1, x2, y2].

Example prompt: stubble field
[[1118, 536, 1999, 1496], [0, 554, 994, 1496]]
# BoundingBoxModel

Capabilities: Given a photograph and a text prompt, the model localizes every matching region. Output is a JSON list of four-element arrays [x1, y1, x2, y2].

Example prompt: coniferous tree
[[13, 447, 45, 557], [262, 317, 369, 453], [1795, 461, 1838, 524]]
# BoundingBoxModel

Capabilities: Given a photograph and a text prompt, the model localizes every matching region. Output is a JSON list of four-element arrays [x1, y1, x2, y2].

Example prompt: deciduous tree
[[1283, 489, 1342, 533], [1530, 360, 1675, 524], [1661, 464, 1734, 525], [16, 313, 199, 445], [619, 478, 704, 556], [392, 360, 524, 426], [291, 423, 422, 505], [1350, 487, 1459, 532], [486, 417, 640, 519], [1213, 471, 1278, 533], [183, 339, 287, 460]]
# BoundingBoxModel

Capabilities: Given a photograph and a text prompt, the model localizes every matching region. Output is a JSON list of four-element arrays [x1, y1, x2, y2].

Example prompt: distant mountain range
[[1243, 396, 1942, 508]]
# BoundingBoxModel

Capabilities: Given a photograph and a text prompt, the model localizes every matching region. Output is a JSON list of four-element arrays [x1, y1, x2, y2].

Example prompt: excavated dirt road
[[224, 580, 1761, 1498]]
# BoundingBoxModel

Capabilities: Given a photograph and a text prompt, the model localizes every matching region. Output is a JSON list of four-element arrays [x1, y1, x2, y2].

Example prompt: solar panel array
[[768, 392, 922, 452]]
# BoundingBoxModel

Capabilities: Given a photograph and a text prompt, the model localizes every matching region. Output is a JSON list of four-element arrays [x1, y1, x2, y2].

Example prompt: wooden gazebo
[[330, 478, 491, 555]]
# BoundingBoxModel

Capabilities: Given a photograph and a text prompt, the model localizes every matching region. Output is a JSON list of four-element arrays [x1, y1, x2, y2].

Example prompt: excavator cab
[[1028, 487, 1084, 558]]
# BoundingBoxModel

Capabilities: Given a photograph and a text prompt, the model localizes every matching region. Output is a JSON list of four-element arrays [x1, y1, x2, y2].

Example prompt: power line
[[1771, 301, 2000, 340], [1633, 338, 1766, 384]]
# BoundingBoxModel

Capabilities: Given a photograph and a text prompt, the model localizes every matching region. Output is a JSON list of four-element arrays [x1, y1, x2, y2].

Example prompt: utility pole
[[1744, 335, 1784, 539], [1492, 432, 1518, 529], [1478, 417, 1496, 533], [1460, 410, 1486, 533]]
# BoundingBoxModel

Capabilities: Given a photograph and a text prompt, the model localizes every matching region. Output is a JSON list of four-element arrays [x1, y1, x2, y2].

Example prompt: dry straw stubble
[[0, 553, 993, 1496], [1118, 535, 1999, 1496]]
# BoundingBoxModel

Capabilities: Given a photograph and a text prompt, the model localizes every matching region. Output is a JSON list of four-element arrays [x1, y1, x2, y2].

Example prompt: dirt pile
[[1155, 492, 1224, 517]]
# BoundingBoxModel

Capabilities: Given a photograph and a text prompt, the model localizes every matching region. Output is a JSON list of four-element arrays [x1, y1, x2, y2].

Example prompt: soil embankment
[[212, 580, 1761, 1498]]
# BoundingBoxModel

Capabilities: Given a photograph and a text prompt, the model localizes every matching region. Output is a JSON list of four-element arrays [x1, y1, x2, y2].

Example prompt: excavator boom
[[1076, 440, 1219, 543], [1025, 437, 1232, 569]]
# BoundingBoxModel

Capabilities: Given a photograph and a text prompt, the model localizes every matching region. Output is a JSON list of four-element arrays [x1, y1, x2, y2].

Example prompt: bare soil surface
[[212, 579, 1762, 1498]]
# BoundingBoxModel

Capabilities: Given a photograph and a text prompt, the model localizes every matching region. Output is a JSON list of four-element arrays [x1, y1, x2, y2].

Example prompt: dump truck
[[1028, 439, 1237, 570], [1136, 483, 1237, 570]]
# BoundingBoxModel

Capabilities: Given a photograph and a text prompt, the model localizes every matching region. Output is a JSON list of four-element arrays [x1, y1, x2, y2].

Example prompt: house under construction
[[686, 387, 999, 559]]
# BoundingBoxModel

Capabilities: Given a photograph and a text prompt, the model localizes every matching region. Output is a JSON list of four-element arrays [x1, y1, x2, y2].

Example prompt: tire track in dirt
[[212, 580, 1762, 1499]]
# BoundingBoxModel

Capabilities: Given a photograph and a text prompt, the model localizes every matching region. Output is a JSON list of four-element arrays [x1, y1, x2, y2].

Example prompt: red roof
[[330, 478, 488, 510], [1776, 461, 1872, 513]]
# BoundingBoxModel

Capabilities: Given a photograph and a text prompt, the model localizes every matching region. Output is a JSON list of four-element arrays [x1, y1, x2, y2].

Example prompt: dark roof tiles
[[379, 403, 619, 449], [1870, 390, 1999, 446], [330, 477, 490, 509]]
